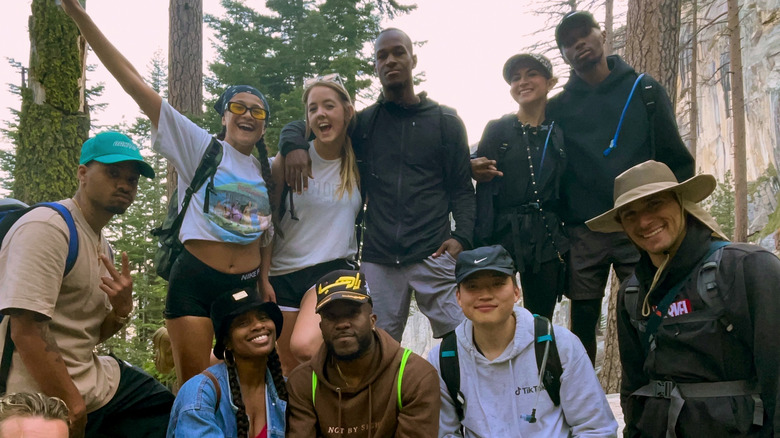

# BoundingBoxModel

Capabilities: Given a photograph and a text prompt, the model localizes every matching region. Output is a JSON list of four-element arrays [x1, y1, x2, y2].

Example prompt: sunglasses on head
[[303, 73, 346, 90], [227, 101, 268, 120]]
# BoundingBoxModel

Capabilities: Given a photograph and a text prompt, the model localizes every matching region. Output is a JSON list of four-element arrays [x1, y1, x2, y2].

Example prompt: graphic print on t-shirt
[[205, 173, 271, 244]]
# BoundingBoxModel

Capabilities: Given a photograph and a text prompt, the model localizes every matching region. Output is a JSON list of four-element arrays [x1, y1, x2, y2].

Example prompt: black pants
[[85, 356, 174, 438], [520, 258, 565, 320]]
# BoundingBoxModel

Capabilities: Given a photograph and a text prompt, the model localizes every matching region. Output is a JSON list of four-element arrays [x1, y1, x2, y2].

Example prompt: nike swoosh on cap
[[474, 257, 488, 263]]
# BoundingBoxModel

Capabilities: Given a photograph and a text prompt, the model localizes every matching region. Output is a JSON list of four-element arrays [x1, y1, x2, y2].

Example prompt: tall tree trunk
[[13, 0, 89, 203], [168, 0, 203, 198], [624, 0, 683, 105], [727, 0, 747, 242], [689, 0, 699, 162], [604, 0, 615, 56], [600, 0, 683, 393], [599, 270, 622, 393]]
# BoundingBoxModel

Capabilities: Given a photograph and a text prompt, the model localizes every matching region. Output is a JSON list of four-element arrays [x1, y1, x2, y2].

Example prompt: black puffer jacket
[[618, 218, 780, 437], [547, 55, 695, 224]]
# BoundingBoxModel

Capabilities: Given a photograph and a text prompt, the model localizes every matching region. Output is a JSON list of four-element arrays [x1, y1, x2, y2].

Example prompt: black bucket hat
[[211, 287, 283, 360]]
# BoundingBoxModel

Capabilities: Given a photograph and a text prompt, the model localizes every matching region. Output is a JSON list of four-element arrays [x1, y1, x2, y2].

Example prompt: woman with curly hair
[[61, 0, 276, 386]]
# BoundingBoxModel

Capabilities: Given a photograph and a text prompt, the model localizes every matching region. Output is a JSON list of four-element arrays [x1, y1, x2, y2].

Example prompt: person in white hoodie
[[428, 245, 617, 437]]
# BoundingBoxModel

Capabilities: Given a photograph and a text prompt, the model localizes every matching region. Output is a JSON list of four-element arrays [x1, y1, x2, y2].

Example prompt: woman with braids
[[167, 288, 287, 438], [61, 0, 276, 386], [266, 74, 360, 375]]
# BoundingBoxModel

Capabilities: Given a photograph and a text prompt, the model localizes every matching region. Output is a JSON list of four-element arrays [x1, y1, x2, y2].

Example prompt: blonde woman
[[266, 75, 361, 374]]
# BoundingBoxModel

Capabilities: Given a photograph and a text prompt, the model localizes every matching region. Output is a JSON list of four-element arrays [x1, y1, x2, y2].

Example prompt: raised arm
[[60, 0, 162, 127]]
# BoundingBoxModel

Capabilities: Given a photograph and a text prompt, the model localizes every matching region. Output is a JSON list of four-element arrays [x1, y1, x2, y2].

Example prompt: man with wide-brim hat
[[587, 160, 780, 437]]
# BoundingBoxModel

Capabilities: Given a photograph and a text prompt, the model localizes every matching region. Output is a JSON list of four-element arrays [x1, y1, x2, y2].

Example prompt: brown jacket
[[286, 328, 440, 437]]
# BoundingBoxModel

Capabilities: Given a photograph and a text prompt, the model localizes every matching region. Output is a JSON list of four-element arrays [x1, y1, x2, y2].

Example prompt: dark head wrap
[[213, 85, 270, 122]]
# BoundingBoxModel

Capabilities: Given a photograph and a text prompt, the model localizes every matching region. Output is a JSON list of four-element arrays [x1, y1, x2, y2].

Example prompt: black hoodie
[[547, 55, 694, 224]]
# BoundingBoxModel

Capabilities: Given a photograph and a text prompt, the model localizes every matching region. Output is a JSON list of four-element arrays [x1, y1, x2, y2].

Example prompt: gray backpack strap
[[624, 274, 643, 333], [696, 245, 733, 333]]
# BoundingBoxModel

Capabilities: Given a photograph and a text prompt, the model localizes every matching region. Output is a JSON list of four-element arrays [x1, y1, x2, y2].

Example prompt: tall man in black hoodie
[[546, 11, 695, 363], [279, 29, 475, 342]]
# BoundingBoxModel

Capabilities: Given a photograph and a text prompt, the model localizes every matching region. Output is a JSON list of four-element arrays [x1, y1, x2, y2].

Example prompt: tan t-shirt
[[0, 199, 120, 412]]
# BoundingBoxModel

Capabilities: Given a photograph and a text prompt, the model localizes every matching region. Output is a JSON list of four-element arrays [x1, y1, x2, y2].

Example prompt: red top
[[254, 424, 267, 438]]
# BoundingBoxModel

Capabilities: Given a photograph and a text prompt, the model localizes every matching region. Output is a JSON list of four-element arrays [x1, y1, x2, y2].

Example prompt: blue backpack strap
[[37, 203, 79, 277], [604, 73, 646, 157]]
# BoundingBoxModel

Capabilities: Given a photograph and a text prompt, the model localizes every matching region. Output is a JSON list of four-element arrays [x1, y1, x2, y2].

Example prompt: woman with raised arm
[[266, 75, 361, 375], [474, 54, 569, 320], [61, 0, 275, 386], [167, 288, 287, 438]]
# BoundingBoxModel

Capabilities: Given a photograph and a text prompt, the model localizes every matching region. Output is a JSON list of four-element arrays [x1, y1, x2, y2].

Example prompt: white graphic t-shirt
[[152, 100, 272, 245]]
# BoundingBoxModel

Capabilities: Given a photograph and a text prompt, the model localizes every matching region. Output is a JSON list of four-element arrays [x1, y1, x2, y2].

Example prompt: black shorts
[[270, 259, 356, 309], [164, 248, 261, 318]]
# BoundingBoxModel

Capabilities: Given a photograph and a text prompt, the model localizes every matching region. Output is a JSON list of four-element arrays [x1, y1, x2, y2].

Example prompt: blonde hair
[[0, 393, 69, 425], [303, 81, 360, 199]]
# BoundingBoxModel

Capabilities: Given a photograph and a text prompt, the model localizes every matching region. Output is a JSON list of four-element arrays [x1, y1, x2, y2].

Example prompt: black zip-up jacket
[[474, 115, 568, 271], [547, 55, 695, 224], [618, 218, 780, 437], [279, 92, 475, 265]]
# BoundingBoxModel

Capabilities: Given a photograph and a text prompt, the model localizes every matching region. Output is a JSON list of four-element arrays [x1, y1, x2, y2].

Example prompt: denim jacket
[[167, 363, 286, 438]]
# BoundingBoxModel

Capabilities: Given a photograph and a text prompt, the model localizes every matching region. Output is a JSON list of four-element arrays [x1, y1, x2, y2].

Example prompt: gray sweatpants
[[361, 253, 465, 341]]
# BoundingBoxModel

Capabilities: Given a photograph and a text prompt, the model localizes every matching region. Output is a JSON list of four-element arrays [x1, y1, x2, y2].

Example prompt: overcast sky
[[0, 0, 622, 154]]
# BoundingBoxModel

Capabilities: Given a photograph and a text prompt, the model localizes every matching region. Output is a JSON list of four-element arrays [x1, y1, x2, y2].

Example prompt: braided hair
[[225, 351, 250, 437], [267, 349, 288, 402]]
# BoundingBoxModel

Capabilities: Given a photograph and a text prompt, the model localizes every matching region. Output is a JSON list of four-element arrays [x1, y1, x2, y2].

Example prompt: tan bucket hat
[[586, 160, 728, 240]]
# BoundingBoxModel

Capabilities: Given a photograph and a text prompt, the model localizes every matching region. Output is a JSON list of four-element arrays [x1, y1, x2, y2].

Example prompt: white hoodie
[[428, 306, 617, 437]]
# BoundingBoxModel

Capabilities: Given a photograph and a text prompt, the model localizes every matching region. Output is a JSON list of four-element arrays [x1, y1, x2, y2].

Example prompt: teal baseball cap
[[79, 131, 155, 179]]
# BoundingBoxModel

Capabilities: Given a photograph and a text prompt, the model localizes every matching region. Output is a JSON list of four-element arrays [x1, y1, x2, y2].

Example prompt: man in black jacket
[[586, 160, 779, 437], [280, 28, 475, 341], [546, 11, 694, 363]]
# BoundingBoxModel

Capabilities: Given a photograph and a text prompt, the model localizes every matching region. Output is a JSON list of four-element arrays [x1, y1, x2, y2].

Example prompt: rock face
[[677, 0, 780, 234]]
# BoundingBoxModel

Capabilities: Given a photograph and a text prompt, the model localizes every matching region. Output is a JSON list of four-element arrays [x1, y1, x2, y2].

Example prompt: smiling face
[[559, 24, 606, 73], [221, 92, 267, 152], [225, 309, 277, 360], [78, 161, 139, 215], [618, 191, 686, 266], [319, 301, 376, 362], [306, 84, 354, 147], [374, 29, 417, 91], [457, 271, 520, 328], [509, 66, 557, 107]]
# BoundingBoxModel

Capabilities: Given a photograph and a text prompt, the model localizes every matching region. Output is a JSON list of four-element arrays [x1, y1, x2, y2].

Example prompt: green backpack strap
[[311, 371, 318, 407], [397, 348, 412, 410]]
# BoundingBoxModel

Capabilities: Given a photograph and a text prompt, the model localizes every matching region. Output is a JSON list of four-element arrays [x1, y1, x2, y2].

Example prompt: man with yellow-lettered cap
[[285, 269, 440, 437]]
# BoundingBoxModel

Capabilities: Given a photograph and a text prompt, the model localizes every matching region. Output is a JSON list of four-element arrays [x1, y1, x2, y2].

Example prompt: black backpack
[[439, 314, 563, 422], [151, 138, 222, 280]]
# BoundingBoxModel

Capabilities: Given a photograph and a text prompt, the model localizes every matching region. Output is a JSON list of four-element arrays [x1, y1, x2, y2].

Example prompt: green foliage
[[204, 0, 411, 153], [704, 169, 735, 239], [12, 0, 89, 204]]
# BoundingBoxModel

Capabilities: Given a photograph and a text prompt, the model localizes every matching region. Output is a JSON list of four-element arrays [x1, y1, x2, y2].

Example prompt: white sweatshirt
[[428, 306, 617, 438]]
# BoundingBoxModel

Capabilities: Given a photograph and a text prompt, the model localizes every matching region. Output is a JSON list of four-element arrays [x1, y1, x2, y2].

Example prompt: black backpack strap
[[439, 330, 464, 422], [201, 370, 221, 411], [170, 138, 223, 231], [639, 74, 658, 160], [533, 315, 562, 406], [0, 321, 13, 395]]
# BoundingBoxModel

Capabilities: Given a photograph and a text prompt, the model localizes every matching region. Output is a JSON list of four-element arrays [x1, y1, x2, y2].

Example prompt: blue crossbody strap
[[604, 73, 646, 157], [38, 202, 79, 276]]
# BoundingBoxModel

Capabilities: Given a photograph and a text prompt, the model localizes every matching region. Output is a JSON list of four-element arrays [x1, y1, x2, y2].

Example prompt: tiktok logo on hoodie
[[515, 384, 545, 395]]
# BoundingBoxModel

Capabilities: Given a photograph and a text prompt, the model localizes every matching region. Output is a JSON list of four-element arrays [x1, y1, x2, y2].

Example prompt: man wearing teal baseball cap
[[0, 132, 173, 438]]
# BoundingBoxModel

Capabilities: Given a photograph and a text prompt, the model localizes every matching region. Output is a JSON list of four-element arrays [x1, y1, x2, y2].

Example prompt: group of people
[[0, 1, 777, 437]]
